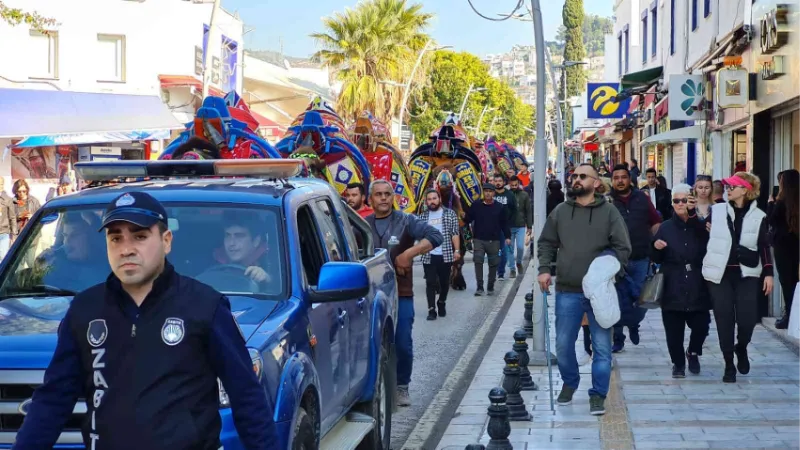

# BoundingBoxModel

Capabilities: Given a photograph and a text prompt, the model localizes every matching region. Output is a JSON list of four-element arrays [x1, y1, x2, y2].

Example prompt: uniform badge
[[116, 193, 135, 207], [87, 319, 108, 347], [161, 317, 185, 346], [388, 235, 400, 246]]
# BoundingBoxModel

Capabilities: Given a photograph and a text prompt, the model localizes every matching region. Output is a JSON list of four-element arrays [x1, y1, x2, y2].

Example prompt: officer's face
[[63, 222, 89, 261], [224, 225, 261, 263], [106, 222, 172, 287]]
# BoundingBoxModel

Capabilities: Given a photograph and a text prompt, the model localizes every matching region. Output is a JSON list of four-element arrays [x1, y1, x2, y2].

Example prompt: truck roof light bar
[[75, 159, 305, 182]]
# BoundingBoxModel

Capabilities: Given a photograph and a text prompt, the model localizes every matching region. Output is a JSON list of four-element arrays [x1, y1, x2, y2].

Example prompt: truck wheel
[[292, 407, 316, 450], [357, 341, 392, 450]]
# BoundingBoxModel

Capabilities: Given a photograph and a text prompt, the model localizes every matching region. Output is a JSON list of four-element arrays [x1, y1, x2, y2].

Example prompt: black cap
[[99, 192, 168, 231], [482, 183, 496, 191]]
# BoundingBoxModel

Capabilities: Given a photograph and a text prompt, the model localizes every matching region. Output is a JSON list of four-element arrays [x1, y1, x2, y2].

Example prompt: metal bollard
[[512, 329, 537, 391], [502, 351, 532, 421], [523, 292, 534, 338], [486, 387, 513, 450], [465, 446, 486, 450]]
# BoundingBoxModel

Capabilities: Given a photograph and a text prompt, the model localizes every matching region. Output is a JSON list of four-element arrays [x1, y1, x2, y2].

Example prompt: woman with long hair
[[770, 169, 799, 329], [12, 179, 40, 232], [702, 172, 774, 383], [693, 174, 713, 221]]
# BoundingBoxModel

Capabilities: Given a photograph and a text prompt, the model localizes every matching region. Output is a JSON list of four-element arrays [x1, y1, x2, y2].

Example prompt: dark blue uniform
[[13, 261, 278, 450]]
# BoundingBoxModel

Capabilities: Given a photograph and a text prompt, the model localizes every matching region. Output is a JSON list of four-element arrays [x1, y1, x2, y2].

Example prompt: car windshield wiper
[[1, 285, 78, 299]]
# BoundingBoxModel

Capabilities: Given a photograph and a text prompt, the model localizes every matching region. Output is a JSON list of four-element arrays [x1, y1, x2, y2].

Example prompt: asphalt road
[[389, 253, 512, 448]]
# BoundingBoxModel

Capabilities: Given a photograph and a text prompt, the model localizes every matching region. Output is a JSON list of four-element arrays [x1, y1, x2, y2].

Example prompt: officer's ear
[[156, 223, 173, 255]]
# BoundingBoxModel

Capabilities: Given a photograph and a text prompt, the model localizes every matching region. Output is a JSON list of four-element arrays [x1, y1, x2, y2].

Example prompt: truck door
[[314, 199, 371, 397], [298, 204, 350, 429]]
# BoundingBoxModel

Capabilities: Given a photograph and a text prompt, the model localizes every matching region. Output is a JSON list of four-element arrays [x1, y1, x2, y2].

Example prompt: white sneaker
[[576, 350, 592, 366]]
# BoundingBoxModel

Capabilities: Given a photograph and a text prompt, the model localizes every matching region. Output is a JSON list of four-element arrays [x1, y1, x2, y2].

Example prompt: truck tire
[[356, 340, 392, 450], [292, 407, 316, 450]]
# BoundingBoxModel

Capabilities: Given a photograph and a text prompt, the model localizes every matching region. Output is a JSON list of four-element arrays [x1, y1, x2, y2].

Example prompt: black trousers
[[708, 274, 760, 355], [661, 309, 710, 367], [423, 255, 452, 309], [775, 245, 799, 313]]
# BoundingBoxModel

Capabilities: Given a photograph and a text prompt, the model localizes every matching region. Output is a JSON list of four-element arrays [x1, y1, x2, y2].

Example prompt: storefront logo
[[587, 83, 630, 119], [760, 5, 789, 54], [761, 55, 786, 80], [668, 75, 705, 120], [679, 78, 705, 116]]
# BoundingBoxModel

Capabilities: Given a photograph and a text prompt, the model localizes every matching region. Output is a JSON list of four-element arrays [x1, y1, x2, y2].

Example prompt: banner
[[668, 75, 705, 120], [587, 83, 631, 119]]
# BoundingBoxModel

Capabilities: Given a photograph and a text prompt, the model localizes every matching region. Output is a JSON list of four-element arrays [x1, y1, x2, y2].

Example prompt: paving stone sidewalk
[[435, 271, 800, 450]]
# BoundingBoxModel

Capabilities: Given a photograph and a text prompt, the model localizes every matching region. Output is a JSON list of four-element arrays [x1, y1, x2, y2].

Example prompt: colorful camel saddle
[[350, 111, 416, 213], [160, 92, 280, 160]]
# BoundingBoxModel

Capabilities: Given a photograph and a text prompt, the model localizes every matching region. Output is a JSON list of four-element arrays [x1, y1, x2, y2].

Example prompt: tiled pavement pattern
[[436, 271, 800, 450]]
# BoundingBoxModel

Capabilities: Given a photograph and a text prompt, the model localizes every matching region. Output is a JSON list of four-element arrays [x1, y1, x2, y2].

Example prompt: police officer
[[13, 191, 278, 450]]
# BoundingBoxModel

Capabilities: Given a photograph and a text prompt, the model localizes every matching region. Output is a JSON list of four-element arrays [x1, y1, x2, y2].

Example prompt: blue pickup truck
[[0, 159, 398, 449]]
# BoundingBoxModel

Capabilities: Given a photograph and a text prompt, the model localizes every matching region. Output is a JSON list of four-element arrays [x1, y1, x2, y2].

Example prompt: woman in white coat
[[702, 172, 774, 383]]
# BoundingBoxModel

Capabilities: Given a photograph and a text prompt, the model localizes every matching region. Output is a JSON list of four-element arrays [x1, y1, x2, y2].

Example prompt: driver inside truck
[[212, 211, 271, 285]]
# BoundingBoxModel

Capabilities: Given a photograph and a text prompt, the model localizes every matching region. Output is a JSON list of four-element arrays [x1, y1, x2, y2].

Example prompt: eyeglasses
[[725, 185, 742, 191], [569, 173, 596, 181], [672, 198, 689, 204]]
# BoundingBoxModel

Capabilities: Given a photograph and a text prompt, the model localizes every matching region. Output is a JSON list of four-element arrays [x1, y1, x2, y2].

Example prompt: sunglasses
[[672, 198, 689, 204], [569, 173, 596, 181], [726, 185, 743, 191]]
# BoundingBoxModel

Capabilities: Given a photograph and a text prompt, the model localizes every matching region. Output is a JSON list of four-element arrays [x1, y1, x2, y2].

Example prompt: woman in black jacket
[[770, 169, 799, 329], [652, 183, 711, 378]]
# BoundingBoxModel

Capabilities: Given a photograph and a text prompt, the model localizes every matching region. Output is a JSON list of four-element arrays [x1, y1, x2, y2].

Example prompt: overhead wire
[[466, 0, 525, 22]]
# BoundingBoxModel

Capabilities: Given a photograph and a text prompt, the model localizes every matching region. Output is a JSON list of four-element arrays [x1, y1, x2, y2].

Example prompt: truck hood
[[0, 296, 278, 369]]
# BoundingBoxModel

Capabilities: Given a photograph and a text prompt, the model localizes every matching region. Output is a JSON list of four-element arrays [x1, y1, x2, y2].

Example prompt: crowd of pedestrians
[[539, 161, 799, 415]]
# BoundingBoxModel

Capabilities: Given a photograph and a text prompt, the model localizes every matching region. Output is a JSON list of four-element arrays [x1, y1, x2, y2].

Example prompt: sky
[[221, 0, 613, 58]]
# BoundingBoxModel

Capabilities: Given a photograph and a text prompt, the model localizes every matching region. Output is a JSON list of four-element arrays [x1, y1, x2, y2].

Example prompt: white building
[[0, 0, 245, 200]]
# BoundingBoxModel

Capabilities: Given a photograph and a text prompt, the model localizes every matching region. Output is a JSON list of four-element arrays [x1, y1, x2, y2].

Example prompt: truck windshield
[[0, 204, 287, 299]]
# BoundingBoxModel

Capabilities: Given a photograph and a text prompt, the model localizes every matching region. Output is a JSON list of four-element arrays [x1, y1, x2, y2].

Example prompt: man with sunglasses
[[537, 163, 631, 416], [610, 164, 662, 353]]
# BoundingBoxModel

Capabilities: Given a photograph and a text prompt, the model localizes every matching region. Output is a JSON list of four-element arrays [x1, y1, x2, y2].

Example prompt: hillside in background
[[551, 14, 613, 57]]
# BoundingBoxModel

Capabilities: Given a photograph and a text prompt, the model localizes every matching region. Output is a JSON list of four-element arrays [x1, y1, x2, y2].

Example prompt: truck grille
[[0, 370, 85, 446]]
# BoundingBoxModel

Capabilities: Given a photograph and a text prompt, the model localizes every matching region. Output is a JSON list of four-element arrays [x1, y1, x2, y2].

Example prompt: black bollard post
[[523, 292, 534, 338], [486, 387, 513, 450], [513, 329, 538, 391], [502, 351, 532, 421], [465, 446, 486, 450]]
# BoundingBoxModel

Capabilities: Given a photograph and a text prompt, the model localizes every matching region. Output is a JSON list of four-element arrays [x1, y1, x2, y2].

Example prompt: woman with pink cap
[[702, 172, 774, 383]]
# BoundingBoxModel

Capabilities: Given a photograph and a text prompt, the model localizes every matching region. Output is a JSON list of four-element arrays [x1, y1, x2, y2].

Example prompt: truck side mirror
[[308, 262, 370, 303]]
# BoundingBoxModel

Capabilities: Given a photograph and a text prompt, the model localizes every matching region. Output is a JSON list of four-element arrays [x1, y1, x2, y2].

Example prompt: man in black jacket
[[14, 191, 277, 450], [464, 183, 511, 296]]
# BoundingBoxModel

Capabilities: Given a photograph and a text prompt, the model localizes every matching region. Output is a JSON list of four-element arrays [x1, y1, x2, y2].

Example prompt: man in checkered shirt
[[418, 189, 461, 320]]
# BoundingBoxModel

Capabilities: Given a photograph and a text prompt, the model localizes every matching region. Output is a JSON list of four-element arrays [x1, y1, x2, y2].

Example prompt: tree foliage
[[408, 51, 534, 145], [562, 0, 586, 134], [0, 2, 56, 32], [555, 14, 613, 57], [310, 0, 433, 122]]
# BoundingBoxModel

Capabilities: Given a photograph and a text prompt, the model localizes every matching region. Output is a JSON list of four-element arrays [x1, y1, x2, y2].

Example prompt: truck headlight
[[219, 348, 264, 408]]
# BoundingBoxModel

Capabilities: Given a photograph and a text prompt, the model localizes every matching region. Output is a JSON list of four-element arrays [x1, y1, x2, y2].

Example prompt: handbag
[[638, 263, 664, 309]]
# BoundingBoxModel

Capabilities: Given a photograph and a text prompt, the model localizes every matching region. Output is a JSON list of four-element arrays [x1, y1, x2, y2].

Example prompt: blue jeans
[[507, 227, 526, 270], [613, 258, 650, 345], [555, 291, 612, 397], [397, 297, 415, 386], [498, 245, 507, 277], [0, 234, 9, 261]]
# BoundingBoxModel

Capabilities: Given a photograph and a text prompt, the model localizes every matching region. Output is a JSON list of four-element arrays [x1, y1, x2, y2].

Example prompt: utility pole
[[528, 0, 555, 365], [546, 48, 565, 180], [202, 0, 222, 99]]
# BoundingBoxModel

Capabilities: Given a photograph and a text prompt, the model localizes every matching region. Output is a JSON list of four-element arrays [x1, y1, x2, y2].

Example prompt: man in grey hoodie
[[537, 163, 631, 416]]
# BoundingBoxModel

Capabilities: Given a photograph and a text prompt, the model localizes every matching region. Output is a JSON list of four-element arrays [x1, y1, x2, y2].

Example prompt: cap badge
[[116, 193, 136, 207]]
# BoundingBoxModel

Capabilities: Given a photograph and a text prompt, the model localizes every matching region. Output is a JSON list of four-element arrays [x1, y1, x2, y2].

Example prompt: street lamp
[[552, 60, 587, 175], [398, 42, 452, 126], [475, 106, 497, 136], [458, 84, 488, 120]]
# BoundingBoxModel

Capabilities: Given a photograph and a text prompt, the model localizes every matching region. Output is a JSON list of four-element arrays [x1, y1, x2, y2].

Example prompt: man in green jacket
[[537, 163, 631, 417], [507, 176, 532, 277]]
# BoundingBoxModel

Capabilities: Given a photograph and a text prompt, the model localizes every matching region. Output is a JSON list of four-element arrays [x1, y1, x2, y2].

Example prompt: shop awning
[[13, 129, 172, 148], [620, 66, 664, 90], [640, 125, 702, 147], [0, 88, 182, 139], [158, 75, 224, 97]]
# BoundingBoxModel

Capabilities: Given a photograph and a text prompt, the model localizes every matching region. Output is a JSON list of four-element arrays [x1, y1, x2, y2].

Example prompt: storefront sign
[[212, 57, 221, 84], [760, 5, 789, 54], [716, 67, 750, 108], [761, 55, 786, 80], [90, 146, 122, 156], [586, 83, 631, 119], [194, 46, 203, 76], [669, 75, 705, 120]]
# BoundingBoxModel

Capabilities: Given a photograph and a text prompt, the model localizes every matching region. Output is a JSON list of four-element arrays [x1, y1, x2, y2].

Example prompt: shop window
[[733, 130, 747, 173], [29, 30, 58, 79], [97, 35, 126, 82]]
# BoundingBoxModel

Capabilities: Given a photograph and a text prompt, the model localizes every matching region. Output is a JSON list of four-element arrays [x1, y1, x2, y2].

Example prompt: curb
[[398, 259, 529, 450], [761, 318, 800, 356]]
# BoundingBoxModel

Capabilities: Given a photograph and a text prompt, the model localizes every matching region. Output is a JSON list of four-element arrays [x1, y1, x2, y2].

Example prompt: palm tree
[[311, 0, 434, 122]]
